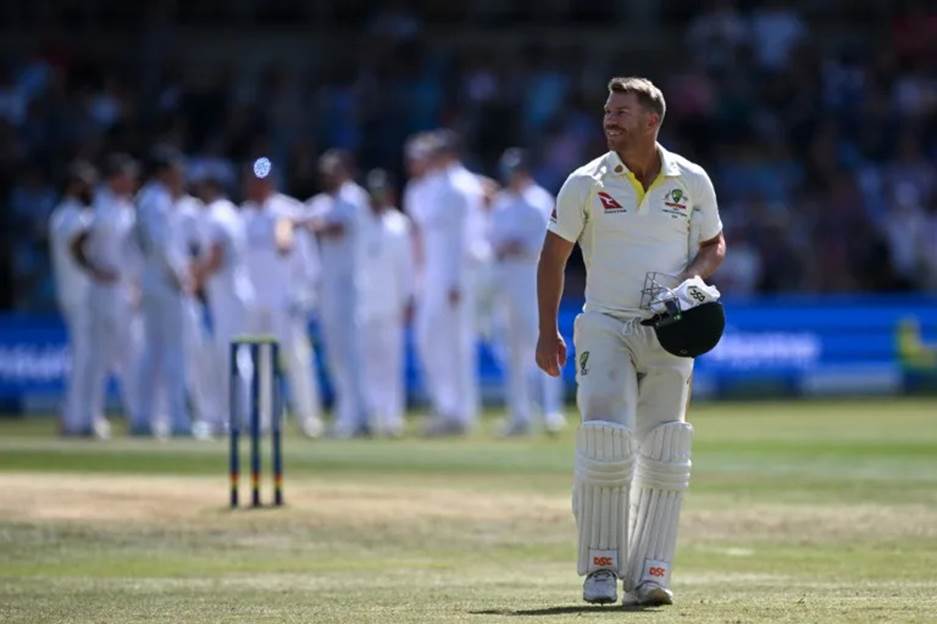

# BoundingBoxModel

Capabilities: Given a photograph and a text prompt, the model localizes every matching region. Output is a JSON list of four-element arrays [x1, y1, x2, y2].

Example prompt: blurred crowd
[[2, 0, 937, 313]]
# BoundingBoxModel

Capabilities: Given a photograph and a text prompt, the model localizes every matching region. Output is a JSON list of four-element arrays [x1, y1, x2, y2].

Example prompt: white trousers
[[183, 297, 219, 426], [416, 288, 475, 425], [493, 263, 538, 426], [361, 315, 406, 433], [248, 302, 321, 426], [208, 297, 250, 431], [78, 285, 142, 430], [572, 311, 693, 440], [59, 301, 91, 433], [135, 289, 189, 432], [319, 286, 365, 430]]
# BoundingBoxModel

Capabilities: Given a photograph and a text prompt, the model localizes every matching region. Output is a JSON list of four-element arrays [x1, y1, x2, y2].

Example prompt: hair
[[65, 159, 98, 189], [145, 144, 184, 178], [607, 76, 666, 124], [102, 152, 139, 180]]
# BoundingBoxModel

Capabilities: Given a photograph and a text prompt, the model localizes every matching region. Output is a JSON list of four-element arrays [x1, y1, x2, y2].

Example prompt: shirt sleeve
[[547, 173, 590, 243], [691, 169, 723, 243]]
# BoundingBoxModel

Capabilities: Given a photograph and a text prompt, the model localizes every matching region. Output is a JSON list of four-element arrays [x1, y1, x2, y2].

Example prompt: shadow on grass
[[470, 605, 656, 616]]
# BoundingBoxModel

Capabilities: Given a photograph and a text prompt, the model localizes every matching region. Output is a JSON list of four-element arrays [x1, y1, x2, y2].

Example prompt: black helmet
[[641, 300, 725, 358], [639, 272, 726, 358]]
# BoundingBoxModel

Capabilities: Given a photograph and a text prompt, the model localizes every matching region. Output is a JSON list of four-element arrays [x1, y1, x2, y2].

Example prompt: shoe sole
[[583, 594, 617, 605], [637, 587, 673, 606]]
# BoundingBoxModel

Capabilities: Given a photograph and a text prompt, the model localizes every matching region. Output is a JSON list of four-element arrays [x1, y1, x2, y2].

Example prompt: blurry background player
[[489, 148, 566, 436], [410, 133, 469, 435], [73, 153, 143, 439], [537, 77, 725, 606], [305, 151, 368, 438], [133, 147, 192, 437], [191, 166, 255, 437], [435, 130, 487, 430], [173, 186, 218, 438], [49, 161, 97, 436], [359, 169, 414, 437], [242, 158, 324, 437]]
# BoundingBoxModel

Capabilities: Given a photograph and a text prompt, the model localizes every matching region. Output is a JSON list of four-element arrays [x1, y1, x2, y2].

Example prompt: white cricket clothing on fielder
[[243, 193, 322, 428], [489, 185, 551, 427], [49, 198, 92, 433], [412, 168, 473, 425], [306, 190, 366, 433], [359, 209, 414, 434], [134, 182, 190, 434], [78, 188, 142, 430]]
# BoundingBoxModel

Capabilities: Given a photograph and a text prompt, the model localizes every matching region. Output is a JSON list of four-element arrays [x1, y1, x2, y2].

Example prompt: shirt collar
[[607, 143, 680, 178]]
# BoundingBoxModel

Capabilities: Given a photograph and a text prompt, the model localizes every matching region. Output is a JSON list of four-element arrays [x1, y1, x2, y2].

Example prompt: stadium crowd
[[3, 1, 937, 313]]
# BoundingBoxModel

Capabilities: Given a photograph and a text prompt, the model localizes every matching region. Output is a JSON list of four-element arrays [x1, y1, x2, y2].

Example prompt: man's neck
[[616, 142, 660, 189]]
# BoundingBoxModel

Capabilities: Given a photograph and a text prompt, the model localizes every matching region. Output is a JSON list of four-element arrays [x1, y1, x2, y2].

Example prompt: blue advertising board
[[0, 295, 935, 412]]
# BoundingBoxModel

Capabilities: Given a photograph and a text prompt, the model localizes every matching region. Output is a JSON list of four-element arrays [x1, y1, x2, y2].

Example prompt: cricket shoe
[[582, 569, 618, 604], [543, 411, 567, 435], [623, 582, 673, 607], [300, 416, 324, 439], [422, 416, 468, 437]]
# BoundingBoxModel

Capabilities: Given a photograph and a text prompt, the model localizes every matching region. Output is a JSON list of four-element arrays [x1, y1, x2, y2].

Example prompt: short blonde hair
[[607, 76, 666, 123]]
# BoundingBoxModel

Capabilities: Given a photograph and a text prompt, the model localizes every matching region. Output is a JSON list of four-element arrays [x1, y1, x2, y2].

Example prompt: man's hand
[[536, 330, 567, 377]]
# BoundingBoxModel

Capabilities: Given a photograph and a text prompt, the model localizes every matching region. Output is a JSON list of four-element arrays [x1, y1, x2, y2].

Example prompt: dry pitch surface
[[1, 398, 937, 623]]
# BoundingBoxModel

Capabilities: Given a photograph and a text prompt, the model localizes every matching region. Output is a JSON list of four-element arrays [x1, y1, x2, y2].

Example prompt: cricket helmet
[[639, 272, 725, 358]]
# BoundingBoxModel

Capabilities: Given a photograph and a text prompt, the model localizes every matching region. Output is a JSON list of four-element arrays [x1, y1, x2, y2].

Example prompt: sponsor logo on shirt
[[597, 191, 626, 213]]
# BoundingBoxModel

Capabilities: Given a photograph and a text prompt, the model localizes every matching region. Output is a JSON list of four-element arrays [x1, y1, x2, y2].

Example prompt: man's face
[[109, 171, 137, 197], [603, 91, 657, 152], [166, 164, 185, 197]]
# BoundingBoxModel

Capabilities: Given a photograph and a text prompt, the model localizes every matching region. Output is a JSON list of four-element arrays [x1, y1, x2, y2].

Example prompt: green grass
[[2, 398, 937, 623]]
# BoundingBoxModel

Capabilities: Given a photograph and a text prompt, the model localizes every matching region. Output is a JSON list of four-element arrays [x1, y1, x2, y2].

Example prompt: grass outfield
[[1, 398, 937, 623]]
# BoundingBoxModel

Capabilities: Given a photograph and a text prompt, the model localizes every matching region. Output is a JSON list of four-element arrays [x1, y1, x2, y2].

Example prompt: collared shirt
[[488, 183, 553, 266], [548, 144, 722, 317], [136, 182, 188, 294], [359, 208, 414, 322], [243, 193, 316, 308], [203, 198, 254, 310], [87, 188, 137, 290]]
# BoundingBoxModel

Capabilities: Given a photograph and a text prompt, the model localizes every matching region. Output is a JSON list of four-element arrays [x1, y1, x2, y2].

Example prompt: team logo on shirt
[[579, 351, 590, 376], [663, 188, 689, 219], [597, 191, 626, 213]]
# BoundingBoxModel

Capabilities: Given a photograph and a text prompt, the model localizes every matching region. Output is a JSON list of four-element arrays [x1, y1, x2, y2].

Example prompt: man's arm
[[71, 228, 117, 283], [679, 231, 726, 281], [536, 231, 575, 376]]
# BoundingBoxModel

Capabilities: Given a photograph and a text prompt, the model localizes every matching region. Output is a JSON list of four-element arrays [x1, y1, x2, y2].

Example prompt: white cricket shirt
[[548, 144, 722, 318], [49, 198, 91, 312]]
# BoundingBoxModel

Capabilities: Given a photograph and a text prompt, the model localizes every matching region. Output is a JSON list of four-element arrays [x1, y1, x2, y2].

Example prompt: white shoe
[[300, 416, 324, 439], [191, 420, 215, 441], [628, 582, 673, 606], [543, 411, 567, 435], [92, 417, 111, 440], [422, 417, 468, 437], [582, 569, 618, 604]]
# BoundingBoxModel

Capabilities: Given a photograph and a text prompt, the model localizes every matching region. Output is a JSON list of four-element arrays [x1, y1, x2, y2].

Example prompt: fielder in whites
[[536, 77, 726, 606]]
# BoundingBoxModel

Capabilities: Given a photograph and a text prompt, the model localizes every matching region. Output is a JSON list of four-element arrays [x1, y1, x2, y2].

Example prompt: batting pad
[[573, 421, 635, 576], [626, 421, 693, 591]]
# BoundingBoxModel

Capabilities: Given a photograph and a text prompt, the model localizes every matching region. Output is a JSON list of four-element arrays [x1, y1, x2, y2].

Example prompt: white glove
[[650, 276, 720, 315]]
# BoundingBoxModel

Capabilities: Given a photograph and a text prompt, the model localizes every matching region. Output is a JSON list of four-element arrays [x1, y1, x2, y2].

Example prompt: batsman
[[536, 76, 726, 606]]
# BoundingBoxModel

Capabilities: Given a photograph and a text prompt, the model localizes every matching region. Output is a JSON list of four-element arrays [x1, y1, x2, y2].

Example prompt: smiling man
[[535, 77, 726, 606]]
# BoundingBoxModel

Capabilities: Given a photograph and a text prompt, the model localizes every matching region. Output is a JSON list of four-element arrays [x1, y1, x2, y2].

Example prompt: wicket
[[229, 336, 284, 508]]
